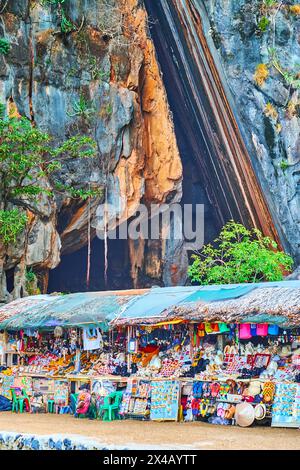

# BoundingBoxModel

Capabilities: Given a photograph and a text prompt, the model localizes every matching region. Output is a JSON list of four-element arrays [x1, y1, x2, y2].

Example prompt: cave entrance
[[47, 236, 132, 293], [144, 0, 278, 248], [144, 0, 232, 248]]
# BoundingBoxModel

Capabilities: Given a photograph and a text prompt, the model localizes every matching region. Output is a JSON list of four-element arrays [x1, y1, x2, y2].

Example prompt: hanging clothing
[[82, 328, 103, 351]]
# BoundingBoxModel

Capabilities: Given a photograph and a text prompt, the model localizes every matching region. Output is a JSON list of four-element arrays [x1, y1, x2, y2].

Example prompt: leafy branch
[[188, 220, 293, 284], [0, 38, 10, 55], [0, 106, 99, 245]]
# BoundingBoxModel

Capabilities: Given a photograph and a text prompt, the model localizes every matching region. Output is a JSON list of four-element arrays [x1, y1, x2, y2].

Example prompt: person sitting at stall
[[75, 386, 91, 418]]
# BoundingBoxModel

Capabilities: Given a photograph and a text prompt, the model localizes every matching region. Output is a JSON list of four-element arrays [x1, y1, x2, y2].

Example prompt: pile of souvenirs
[[0, 320, 300, 427], [0, 327, 128, 378], [129, 323, 300, 383]]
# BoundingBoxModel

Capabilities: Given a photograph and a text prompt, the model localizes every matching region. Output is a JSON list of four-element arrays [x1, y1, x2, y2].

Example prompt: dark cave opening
[[144, 0, 241, 242], [47, 236, 133, 294], [47, 0, 246, 294]]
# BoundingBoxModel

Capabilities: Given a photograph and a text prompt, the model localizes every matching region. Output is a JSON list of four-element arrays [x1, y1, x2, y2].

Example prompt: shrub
[[258, 16, 270, 32], [187, 220, 293, 284]]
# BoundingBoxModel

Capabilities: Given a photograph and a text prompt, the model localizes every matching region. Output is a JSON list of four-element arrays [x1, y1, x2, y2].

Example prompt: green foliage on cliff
[[0, 209, 27, 244], [0, 38, 10, 55], [25, 268, 41, 295], [188, 221, 293, 285], [269, 47, 300, 90], [258, 16, 270, 32], [41, 0, 75, 34], [67, 95, 95, 119], [0, 104, 99, 245]]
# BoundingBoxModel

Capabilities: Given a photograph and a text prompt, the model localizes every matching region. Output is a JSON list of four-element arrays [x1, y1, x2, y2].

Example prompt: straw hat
[[254, 403, 266, 420], [235, 403, 255, 427], [247, 380, 262, 397], [279, 345, 292, 357]]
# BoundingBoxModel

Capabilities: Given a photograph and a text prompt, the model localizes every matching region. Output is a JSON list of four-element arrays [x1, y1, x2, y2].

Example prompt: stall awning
[[110, 286, 200, 325], [0, 292, 137, 331], [181, 284, 255, 303], [112, 281, 300, 327], [1, 281, 300, 330]]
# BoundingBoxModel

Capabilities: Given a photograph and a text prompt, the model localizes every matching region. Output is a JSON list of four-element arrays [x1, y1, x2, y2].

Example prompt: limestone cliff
[[201, 0, 300, 263], [0, 0, 182, 299], [1, 0, 299, 299]]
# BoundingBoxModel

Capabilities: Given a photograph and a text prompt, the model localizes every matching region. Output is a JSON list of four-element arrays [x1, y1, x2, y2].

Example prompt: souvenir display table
[[0, 320, 299, 427]]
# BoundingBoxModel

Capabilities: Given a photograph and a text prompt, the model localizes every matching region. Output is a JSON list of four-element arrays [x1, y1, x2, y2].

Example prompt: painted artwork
[[54, 380, 69, 406], [150, 380, 180, 421], [0, 375, 14, 399], [14, 376, 33, 395], [272, 383, 300, 428]]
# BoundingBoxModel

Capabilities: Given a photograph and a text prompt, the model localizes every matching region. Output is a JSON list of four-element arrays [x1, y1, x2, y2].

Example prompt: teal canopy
[[182, 285, 255, 303], [1, 281, 300, 330], [0, 292, 134, 331], [113, 281, 300, 326]]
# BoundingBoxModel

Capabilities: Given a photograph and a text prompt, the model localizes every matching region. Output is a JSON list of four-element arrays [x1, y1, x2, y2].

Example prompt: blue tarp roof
[[113, 286, 198, 322], [181, 284, 255, 303], [113, 280, 300, 325]]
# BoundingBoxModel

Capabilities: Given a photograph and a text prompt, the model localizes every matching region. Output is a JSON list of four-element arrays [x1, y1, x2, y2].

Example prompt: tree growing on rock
[[188, 220, 293, 285], [0, 104, 101, 301]]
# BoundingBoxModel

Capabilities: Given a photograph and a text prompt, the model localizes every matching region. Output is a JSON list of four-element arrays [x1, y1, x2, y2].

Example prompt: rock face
[[1, 0, 300, 299], [0, 0, 182, 299], [201, 0, 300, 262]]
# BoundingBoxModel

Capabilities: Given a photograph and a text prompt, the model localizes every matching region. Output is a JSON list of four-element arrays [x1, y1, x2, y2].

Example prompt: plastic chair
[[70, 393, 78, 415], [98, 391, 123, 421], [10, 388, 19, 413], [21, 389, 31, 413], [10, 388, 29, 413]]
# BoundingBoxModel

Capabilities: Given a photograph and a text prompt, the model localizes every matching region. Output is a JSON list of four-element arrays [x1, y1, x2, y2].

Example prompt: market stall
[[0, 281, 299, 428], [0, 291, 135, 414], [112, 281, 300, 427]]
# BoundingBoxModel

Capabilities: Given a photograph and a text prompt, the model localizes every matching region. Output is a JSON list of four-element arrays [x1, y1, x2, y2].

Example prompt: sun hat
[[279, 345, 292, 357], [248, 380, 262, 397], [235, 402, 255, 427], [254, 403, 266, 420]]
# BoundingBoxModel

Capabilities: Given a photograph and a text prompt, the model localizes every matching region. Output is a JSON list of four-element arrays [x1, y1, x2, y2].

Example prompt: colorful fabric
[[256, 324, 268, 336], [239, 323, 251, 340]]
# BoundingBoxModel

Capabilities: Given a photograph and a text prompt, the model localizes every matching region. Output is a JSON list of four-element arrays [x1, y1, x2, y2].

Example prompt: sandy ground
[[0, 413, 299, 450]]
